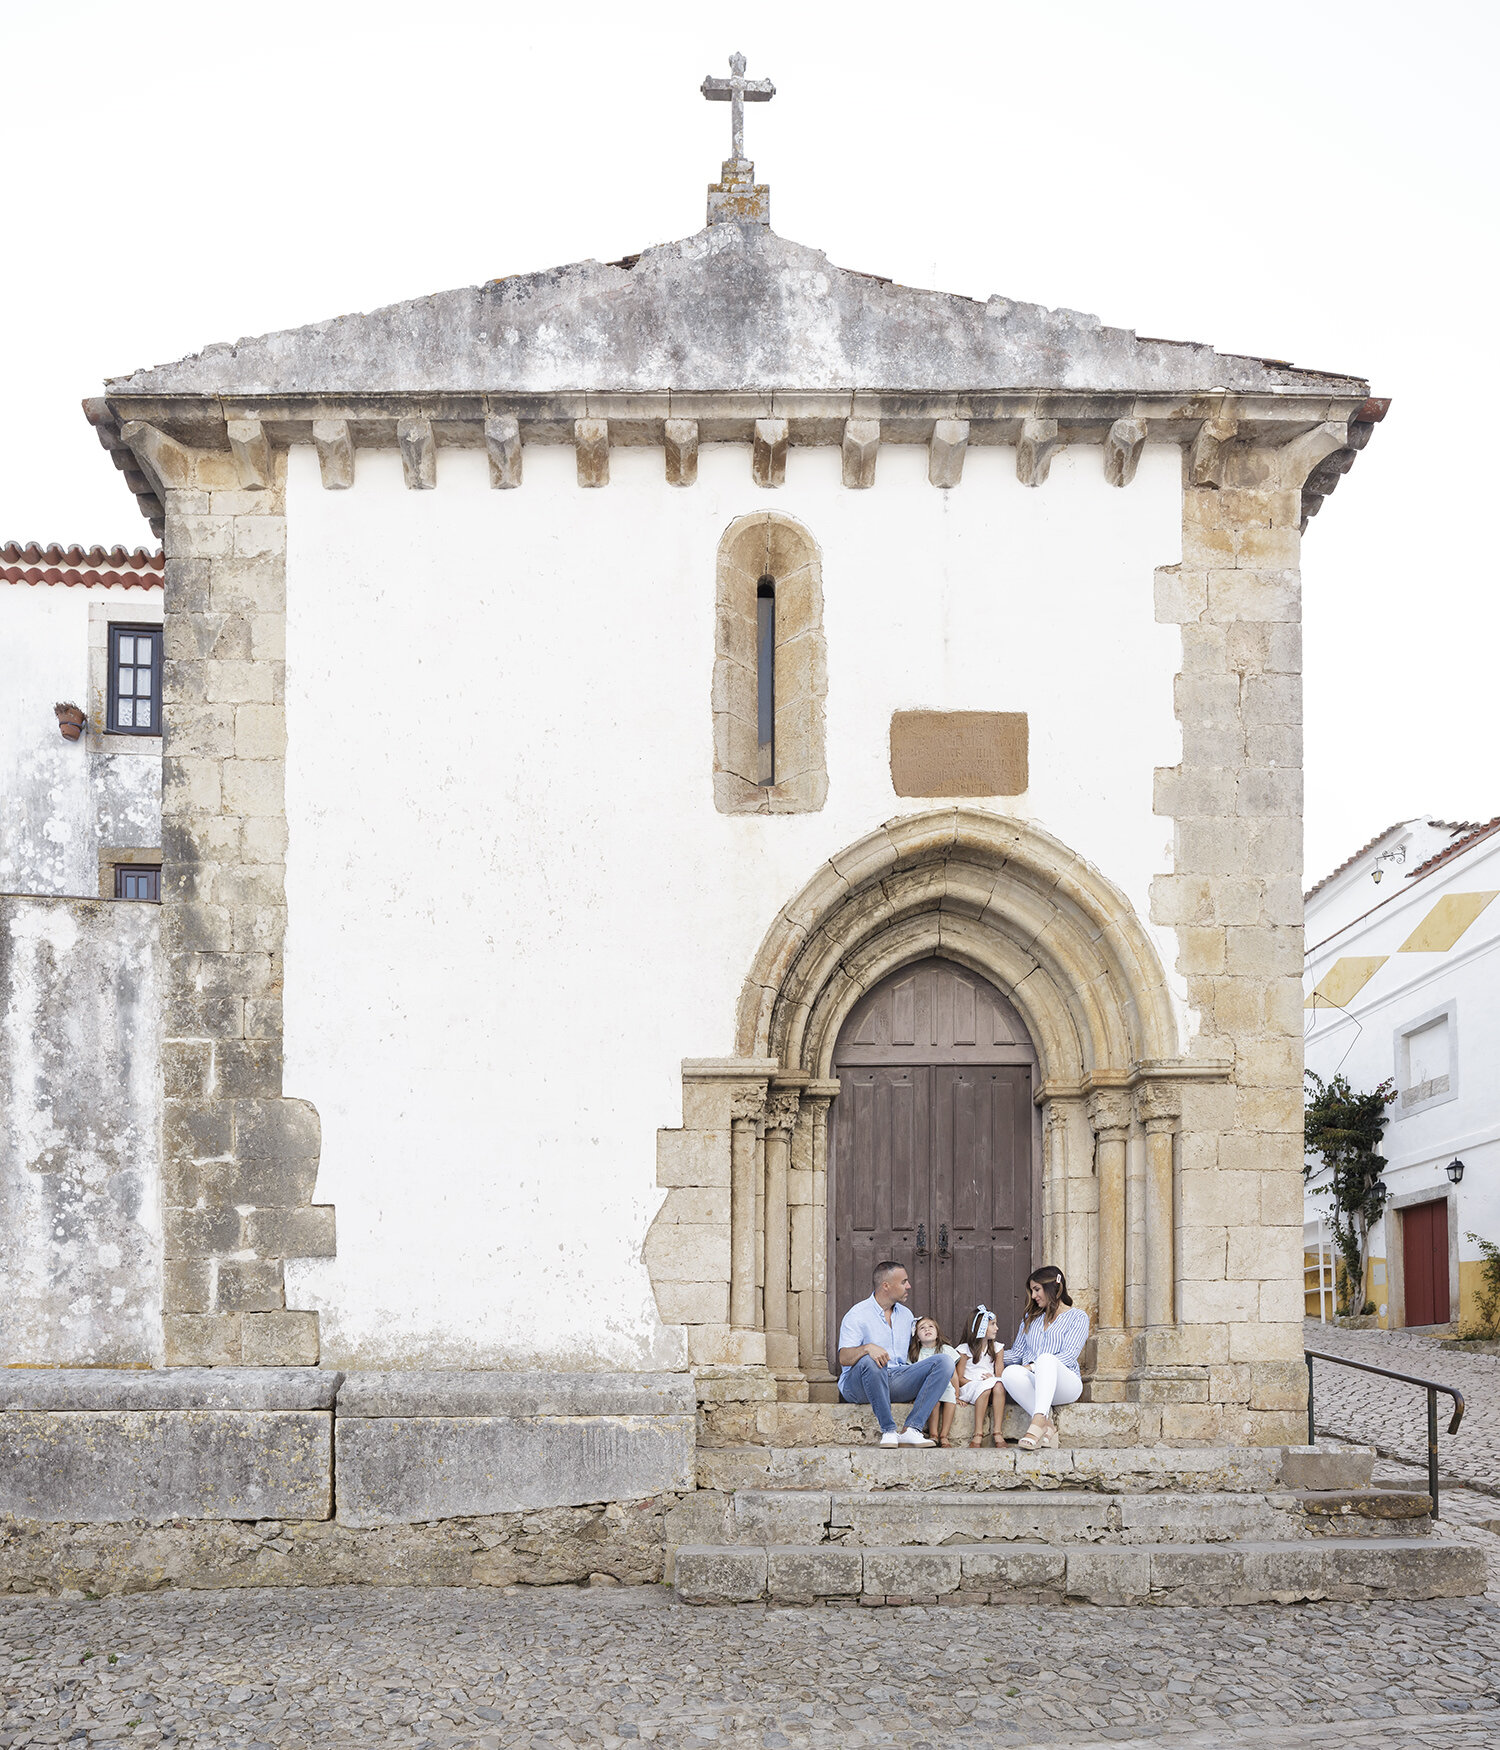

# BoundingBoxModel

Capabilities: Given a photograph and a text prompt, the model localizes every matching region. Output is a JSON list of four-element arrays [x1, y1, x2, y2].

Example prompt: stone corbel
[[1133, 1080, 1182, 1330], [1104, 418, 1146, 488], [226, 418, 272, 490], [574, 419, 609, 488], [841, 419, 880, 488], [486, 415, 522, 489], [312, 419, 354, 489], [1016, 416, 1060, 487], [928, 418, 969, 488], [397, 418, 436, 490], [753, 418, 788, 488], [1274, 421, 1349, 490], [119, 420, 193, 500], [664, 418, 698, 487], [1188, 416, 1238, 487]]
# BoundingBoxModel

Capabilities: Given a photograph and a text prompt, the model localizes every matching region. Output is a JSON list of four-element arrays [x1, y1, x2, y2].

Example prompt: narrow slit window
[[114, 864, 161, 902], [107, 624, 162, 735], [756, 576, 775, 786]]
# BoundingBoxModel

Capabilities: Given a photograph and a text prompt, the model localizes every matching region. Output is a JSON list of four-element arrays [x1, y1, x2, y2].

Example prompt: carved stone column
[[729, 1086, 766, 1331], [1136, 1080, 1182, 1329], [1087, 1089, 1133, 1331], [762, 1087, 802, 1352], [803, 1080, 839, 1378]]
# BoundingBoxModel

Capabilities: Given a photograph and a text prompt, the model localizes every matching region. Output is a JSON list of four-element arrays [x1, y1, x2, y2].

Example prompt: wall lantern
[[1446, 1158, 1465, 1185], [54, 702, 85, 742], [1371, 868, 1383, 884]]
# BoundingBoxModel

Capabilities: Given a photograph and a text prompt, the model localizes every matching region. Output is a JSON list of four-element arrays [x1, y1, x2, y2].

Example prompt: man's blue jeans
[[840, 1352, 956, 1435]]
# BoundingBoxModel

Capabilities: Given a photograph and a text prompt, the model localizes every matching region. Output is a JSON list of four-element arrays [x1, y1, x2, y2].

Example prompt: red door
[[1403, 1199, 1451, 1327]]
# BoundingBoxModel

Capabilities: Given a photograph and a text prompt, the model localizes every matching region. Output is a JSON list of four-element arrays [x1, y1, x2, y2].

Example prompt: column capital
[[764, 1089, 802, 1135], [1087, 1088, 1133, 1138], [1134, 1079, 1182, 1131], [730, 1086, 768, 1124]]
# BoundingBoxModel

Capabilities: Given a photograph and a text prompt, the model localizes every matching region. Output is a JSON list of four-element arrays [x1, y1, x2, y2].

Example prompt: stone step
[[672, 1537, 1485, 1607], [667, 1487, 1432, 1554], [700, 1396, 1152, 1448], [696, 1442, 1373, 1496]]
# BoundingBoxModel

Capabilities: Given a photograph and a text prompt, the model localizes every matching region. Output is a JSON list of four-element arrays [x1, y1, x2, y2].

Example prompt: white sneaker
[[897, 1427, 936, 1447], [879, 1430, 900, 1447]]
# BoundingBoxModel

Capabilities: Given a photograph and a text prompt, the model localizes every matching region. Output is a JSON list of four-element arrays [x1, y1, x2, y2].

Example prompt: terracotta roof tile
[[1, 540, 163, 590], [1304, 821, 1409, 901], [1407, 816, 1500, 883]]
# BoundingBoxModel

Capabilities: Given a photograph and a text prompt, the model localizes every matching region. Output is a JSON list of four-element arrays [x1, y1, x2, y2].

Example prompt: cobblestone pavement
[[1305, 1319, 1500, 1490], [4, 1572, 1500, 1750]]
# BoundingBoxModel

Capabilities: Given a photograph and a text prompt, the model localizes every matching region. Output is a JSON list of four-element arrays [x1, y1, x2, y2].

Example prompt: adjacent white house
[[1304, 816, 1500, 1328], [0, 541, 163, 900]]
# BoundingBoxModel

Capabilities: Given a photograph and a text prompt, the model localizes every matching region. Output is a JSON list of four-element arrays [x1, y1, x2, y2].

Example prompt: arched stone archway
[[644, 808, 1228, 1407]]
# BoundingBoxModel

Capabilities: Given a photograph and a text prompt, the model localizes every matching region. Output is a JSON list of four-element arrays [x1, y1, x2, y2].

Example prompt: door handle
[[916, 1223, 927, 1256], [938, 1223, 949, 1259]]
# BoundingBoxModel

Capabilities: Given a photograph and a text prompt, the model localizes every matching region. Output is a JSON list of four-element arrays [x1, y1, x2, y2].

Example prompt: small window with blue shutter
[[108, 625, 162, 734]]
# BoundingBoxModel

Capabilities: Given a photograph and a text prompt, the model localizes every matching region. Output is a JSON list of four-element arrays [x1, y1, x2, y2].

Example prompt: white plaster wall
[[0, 896, 163, 1364], [282, 439, 1184, 1367], [0, 587, 159, 896], [1305, 833, 1500, 1315]]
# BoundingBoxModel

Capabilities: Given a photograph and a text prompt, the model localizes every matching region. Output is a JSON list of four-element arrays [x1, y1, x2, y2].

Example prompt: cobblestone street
[[1305, 1320, 1500, 1491], [3, 1572, 1500, 1750]]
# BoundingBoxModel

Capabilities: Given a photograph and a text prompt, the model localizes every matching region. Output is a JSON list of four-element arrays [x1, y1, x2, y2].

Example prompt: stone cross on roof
[[702, 52, 775, 228]]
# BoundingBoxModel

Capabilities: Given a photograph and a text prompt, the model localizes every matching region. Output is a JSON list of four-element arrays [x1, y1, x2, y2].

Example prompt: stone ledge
[[335, 1370, 695, 1418], [335, 1415, 695, 1528], [0, 1411, 332, 1524], [672, 1538, 1485, 1606], [0, 1368, 340, 1412]]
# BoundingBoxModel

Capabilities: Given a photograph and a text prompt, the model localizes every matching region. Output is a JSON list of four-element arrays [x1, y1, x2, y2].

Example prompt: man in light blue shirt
[[837, 1261, 955, 1447]]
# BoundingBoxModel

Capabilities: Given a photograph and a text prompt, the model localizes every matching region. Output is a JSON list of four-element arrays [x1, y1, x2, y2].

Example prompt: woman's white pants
[[1001, 1355, 1083, 1418]]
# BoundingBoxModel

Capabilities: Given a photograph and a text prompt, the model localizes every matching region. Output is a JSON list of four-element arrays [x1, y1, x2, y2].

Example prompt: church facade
[[7, 95, 1385, 1457]]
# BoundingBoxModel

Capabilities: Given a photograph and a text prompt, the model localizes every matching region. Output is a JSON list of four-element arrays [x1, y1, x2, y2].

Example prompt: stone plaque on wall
[[889, 711, 1029, 798]]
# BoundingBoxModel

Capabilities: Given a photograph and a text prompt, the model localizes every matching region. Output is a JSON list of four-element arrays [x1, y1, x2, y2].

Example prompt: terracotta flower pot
[[54, 703, 85, 742]]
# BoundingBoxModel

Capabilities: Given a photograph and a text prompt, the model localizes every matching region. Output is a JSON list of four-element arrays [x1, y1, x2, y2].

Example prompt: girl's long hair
[[908, 1314, 947, 1364], [1021, 1265, 1073, 1330], [964, 1306, 998, 1365]]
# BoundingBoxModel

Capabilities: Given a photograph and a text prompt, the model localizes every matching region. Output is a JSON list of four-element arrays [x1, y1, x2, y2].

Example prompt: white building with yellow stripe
[[1304, 817, 1500, 1328]]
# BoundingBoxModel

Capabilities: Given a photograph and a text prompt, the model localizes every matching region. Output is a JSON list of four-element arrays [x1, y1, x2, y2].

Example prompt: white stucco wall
[[1305, 831, 1500, 1323], [0, 896, 163, 1365], [0, 587, 160, 897], [282, 439, 1185, 1367]]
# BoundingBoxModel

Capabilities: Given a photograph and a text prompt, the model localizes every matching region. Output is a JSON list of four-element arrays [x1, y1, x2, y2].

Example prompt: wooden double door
[[830, 958, 1038, 1349]]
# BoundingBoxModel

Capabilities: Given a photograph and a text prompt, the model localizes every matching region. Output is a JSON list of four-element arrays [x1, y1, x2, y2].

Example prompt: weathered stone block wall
[[141, 432, 331, 1366], [0, 896, 162, 1365], [1148, 443, 1319, 1443]]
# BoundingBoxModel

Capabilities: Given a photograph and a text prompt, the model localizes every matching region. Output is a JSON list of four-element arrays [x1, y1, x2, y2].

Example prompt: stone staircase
[[674, 1385, 1487, 1605]]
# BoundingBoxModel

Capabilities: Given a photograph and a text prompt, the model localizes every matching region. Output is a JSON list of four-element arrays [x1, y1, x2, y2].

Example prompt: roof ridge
[[1406, 816, 1500, 884]]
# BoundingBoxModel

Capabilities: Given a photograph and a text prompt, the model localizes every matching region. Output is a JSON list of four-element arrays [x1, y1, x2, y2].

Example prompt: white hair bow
[[971, 1304, 991, 1334]]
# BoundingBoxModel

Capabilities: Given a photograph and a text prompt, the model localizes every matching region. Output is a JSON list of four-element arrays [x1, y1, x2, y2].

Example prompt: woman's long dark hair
[[908, 1314, 948, 1364], [1021, 1265, 1073, 1330]]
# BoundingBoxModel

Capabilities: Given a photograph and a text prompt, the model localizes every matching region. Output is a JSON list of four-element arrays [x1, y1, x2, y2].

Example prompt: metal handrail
[[1305, 1348, 1466, 1519]]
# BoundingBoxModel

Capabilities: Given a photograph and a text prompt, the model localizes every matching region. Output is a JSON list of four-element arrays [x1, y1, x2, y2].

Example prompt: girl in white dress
[[957, 1305, 1004, 1447], [908, 1315, 960, 1446]]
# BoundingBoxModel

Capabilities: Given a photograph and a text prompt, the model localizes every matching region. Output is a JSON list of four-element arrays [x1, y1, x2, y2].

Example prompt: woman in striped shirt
[[1000, 1265, 1089, 1450]]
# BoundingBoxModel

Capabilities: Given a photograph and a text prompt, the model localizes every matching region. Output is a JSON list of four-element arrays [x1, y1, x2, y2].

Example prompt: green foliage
[[1463, 1232, 1500, 1339], [1304, 1070, 1397, 1316]]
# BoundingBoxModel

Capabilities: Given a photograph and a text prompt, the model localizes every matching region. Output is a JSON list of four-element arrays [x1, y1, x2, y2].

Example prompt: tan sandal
[[968, 1435, 984, 1448], [1041, 1416, 1059, 1449], [1017, 1414, 1048, 1451]]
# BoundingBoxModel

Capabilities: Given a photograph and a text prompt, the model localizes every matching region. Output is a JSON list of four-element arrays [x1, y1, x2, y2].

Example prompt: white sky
[[3, 0, 1495, 883]]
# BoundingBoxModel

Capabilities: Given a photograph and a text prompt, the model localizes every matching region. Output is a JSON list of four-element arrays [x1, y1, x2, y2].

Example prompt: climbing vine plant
[[1304, 1070, 1398, 1316]]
